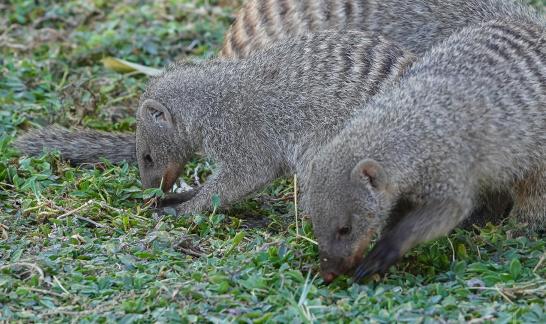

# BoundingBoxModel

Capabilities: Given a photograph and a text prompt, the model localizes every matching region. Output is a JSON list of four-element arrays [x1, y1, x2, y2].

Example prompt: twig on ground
[[54, 276, 71, 295], [57, 200, 93, 219], [468, 278, 546, 301], [476, 244, 481, 260], [533, 253, 545, 273], [0, 223, 8, 240], [38, 303, 117, 318], [495, 284, 514, 304], [292, 175, 318, 245], [176, 246, 205, 258], [47, 199, 114, 230], [447, 237, 456, 263], [467, 315, 494, 323], [0, 262, 45, 282], [193, 165, 202, 186], [73, 216, 109, 229], [268, 194, 294, 202], [96, 201, 125, 214], [27, 287, 66, 298], [0, 181, 15, 188]]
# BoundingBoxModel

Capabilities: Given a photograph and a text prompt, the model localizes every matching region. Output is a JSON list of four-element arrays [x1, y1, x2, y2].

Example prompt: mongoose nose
[[322, 272, 337, 284]]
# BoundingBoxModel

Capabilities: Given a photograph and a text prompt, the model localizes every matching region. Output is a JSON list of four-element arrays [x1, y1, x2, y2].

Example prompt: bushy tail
[[13, 126, 136, 165]]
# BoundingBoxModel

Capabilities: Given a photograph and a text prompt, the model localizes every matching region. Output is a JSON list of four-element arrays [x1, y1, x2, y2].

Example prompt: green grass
[[1, 0, 545, 322]]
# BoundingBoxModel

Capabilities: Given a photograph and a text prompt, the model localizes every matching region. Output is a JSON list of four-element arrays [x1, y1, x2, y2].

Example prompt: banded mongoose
[[13, 0, 539, 165], [301, 19, 546, 283], [133, 31, 415, 214]]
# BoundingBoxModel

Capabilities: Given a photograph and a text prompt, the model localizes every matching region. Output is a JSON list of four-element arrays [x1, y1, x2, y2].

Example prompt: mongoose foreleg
[[353, 197, 473, 282], [174, 161, 281, 214]]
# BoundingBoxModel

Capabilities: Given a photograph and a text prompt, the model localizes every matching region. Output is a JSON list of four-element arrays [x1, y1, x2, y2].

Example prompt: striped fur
[[220, 0, 540, 58], [15, 0, 541, 166], [303, 19, 546, 282], [136, 31, 416, 212]]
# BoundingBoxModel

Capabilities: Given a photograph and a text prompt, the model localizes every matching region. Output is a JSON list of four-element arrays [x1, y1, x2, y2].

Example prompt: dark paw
[[159, 190, 199, 207], [353, 238, 401, 283]]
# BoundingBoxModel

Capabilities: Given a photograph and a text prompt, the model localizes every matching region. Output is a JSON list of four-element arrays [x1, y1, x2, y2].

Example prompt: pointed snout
[[319, 254, 344, 284], [141, 163, 183, 203], [321, 271, 338, 284], [160, 163, 183, 193], [319, 250, 366, 284]]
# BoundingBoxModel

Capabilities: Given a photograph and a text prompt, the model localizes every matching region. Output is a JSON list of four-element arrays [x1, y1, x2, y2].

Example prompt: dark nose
[[321, 272, 338, 284]]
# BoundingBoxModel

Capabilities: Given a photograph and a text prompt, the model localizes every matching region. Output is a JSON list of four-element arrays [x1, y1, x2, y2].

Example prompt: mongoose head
[[136, 62, 212, 193], [304, 153, 394, 283], [135, 98, 189, 193]]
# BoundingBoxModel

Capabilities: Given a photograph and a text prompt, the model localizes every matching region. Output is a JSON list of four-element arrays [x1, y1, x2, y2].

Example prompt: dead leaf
[[101, 57, 162, 76]]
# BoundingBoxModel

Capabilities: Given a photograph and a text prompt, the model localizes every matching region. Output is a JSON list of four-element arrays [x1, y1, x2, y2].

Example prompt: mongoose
[[221, 0, 538, 57], [133, 30, 415, 214], [301, 19, 546, 284], [14, 0, 540, 165]]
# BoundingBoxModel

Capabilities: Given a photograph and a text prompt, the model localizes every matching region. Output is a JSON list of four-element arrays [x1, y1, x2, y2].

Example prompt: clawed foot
[[353, 237, 401, 283], [159, 190, 199, 207]]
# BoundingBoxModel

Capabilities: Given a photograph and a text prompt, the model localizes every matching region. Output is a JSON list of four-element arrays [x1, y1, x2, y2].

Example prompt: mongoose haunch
[[14, 0, 538, 166], [134, 31, 415, 214], [302, 19, 546, 283]]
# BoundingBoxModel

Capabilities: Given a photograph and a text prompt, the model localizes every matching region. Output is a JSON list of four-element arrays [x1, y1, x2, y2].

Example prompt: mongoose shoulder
[[135, 30, 415, 214], [221, 0, 539, 57], [302, 19, 546, 283]]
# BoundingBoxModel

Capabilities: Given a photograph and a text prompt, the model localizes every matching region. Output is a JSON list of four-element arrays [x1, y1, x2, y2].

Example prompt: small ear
[[140, 99, 173, 128], [350, 159, 387, 190]]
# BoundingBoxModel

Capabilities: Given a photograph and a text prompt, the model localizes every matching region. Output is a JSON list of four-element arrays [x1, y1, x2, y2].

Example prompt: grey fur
[[302, 19, 546, 283], [135, 31, 415, 212], [222, 0, 541, 57], [14, 0, 540, 166], [14, 126, 135, 165]]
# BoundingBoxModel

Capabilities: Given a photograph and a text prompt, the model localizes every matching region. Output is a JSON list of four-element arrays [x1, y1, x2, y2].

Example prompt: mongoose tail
[[13, 126, 136, 165]]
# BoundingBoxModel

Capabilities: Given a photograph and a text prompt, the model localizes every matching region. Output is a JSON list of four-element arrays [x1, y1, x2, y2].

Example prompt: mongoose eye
[[338, 226, 351, 236], [144, 154, 153, 166]]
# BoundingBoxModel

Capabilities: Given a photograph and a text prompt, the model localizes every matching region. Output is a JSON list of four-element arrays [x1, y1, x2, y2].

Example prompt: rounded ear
[[350, 159, 387, 190], [139, 99, 173, 128]]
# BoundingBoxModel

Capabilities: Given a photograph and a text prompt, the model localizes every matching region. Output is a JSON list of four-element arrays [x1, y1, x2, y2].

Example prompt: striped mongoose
[[133, 31, 415, 213], [301, 18, 545, 283]]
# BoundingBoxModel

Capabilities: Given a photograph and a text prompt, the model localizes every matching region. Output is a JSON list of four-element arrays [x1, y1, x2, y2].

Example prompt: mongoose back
[[14, 0, 541, 165], [302, 19, 546, 283], [134, 31, 415, 213], [221, 0, 539, 57]]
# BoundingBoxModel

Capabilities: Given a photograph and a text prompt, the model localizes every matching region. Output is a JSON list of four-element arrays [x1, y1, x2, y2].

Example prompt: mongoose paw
[[353, 237, 401, 283], [159, 190, 199, 207]]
